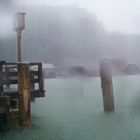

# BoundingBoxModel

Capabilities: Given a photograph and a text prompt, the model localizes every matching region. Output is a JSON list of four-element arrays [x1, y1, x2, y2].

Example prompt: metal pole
[[17, 31, 22, 62]]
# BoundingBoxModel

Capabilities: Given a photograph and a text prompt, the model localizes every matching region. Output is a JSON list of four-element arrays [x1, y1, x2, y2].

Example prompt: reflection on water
[[1, 76, 140, 140]]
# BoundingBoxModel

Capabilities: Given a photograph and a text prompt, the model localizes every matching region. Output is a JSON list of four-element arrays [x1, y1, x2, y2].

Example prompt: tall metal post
[[17, 31, 22, 62]]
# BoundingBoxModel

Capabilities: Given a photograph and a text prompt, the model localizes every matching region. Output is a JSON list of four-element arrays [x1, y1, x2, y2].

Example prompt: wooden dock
[[0, 62, 45, 99], [0, 61, 45, 128]]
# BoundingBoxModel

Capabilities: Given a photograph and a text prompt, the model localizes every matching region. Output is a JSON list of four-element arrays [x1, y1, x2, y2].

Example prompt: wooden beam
[[18, 63, 31, 128], [38, 63, 44, 91], [3, 90, 45, 99], [30, 72, 35, 102], [100, 62, 115, 112]]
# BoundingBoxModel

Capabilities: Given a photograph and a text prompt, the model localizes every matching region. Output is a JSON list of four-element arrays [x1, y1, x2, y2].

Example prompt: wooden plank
[[2, 71, 39, 77], [0, 96, 10, 106], [2, 79, 18, 85], [31, 90, 45, 98], [4, 63, 18, 65], [30, 71, 38, 76], [30, 72, 35, 102], [5, 62, 41, 66], [29, 63, 41, 66], [3, 90, 45, 98], [1, 78, 39, 85], [2, 72, 17, 77]]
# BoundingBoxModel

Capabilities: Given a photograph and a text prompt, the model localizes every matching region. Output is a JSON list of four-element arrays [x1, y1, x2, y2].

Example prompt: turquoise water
[[1, 76, 140, 140]]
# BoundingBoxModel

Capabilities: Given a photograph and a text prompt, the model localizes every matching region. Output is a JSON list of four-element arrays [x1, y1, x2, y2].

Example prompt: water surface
[[1, 76, 140, 140]]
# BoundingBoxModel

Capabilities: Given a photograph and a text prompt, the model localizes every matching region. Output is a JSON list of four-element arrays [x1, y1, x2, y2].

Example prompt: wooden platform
[[0, 62, 45, 99]]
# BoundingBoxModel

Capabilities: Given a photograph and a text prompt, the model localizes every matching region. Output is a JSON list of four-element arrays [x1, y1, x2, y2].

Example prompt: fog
[[18, 0, 140, 34], [1, 0, 140, 76], [1, 1, 140, 139], [0, 0, 16, 38]]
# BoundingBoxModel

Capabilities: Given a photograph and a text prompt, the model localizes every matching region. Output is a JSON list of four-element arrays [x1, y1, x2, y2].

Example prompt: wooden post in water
[[18, 63, 31, 128], [100, 62, 115, 112]]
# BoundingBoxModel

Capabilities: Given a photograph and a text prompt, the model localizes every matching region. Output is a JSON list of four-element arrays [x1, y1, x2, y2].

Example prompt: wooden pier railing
[[0, 62, 45, 128], [0, 62, 45, 99]]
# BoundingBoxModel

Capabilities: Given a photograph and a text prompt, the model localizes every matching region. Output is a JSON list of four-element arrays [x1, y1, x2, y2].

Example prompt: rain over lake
[[1, 0, 140, 140], [1, 76, 140, 140]]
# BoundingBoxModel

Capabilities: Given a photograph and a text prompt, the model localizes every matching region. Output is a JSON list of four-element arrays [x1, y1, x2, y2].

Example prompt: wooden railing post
[[100, 62, 115, 112], [38, 63, 44, 91], [18, 63, 31, 128], [30, 72, 35, 102]]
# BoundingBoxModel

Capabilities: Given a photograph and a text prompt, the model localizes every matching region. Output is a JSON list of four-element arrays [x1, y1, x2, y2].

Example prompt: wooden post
[[100, 62, 115, 112], [5, 66, 10, 89], [30, 72, 35, 102], [0, 96, 10, 125], [38, 63, 44, 91], [18, 63, 31, 128]]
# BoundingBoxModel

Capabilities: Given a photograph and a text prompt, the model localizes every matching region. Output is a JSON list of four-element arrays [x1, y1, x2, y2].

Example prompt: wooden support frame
[[0, 96, 10, 125], [0, 62, 45, 99]]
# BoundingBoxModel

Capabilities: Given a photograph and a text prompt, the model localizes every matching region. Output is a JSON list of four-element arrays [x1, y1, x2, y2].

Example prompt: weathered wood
[[0, 96, 10, 109], [30, 73, 35, 102], [2, 78, 39, 85], [0, 96, 10, 125], [0, 62, 45, 99], [38, 63, 44, 91], [100, 62, 115, 112], [8, 108, 18, 119], [18, 63, 31, 128], [2, 72, 17, 77], [3, 90, 45, 99]]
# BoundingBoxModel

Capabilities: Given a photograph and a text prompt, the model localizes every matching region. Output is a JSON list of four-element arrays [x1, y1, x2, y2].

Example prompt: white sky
[[18, 0, 140, 34]]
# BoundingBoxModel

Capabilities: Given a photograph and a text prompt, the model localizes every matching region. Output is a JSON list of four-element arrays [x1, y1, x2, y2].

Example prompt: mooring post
[[100, 62, 115, 112], [18, 63, 31, 128]]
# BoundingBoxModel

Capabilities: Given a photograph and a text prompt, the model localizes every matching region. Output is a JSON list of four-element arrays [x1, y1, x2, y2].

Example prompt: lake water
[[1, 76, 140, 140]]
